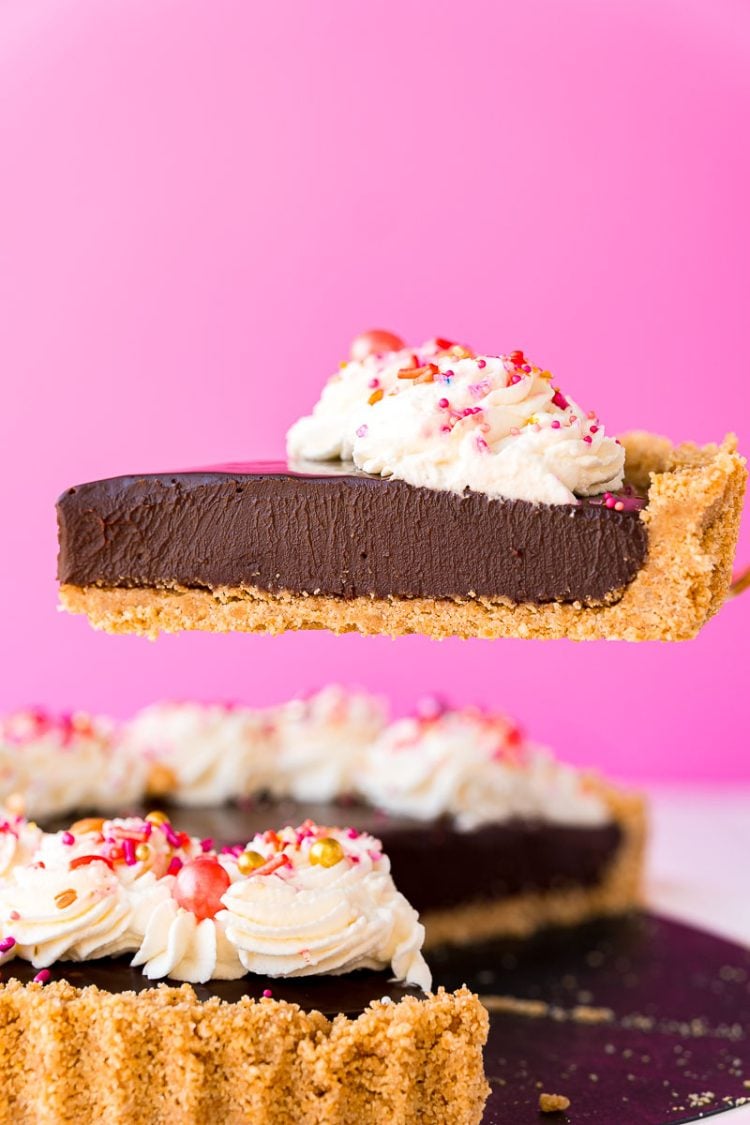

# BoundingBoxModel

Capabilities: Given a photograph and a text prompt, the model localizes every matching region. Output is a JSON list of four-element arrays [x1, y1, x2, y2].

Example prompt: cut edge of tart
[[58, 431, 747, 641], [420, 776, 646, 948], [0, 980, 490, 1125]]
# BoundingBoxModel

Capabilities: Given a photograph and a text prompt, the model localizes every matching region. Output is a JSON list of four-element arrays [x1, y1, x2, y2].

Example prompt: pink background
[[1, 0, 748, 781]]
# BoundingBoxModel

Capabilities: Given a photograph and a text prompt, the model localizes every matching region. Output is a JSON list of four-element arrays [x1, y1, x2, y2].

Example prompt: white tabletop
[[645, 786, 750, 1122], [647, 786, 750, 946]]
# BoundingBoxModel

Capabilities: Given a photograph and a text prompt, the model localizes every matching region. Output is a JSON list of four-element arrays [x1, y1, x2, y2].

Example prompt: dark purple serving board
[[430, 915, 749, 1124]]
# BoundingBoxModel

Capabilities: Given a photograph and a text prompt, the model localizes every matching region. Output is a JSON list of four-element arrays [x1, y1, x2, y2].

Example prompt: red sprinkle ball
[[172, 857, 231, 921]]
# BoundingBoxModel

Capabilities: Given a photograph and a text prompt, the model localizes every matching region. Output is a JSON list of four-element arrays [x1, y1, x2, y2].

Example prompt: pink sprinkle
[[441, 368, 454, 381], [61, 832, 75, 846], [583, 435, 593, 444], [33, 970, 51, 985], [262, 988, 273, 998], [509, 374, 522, 385], [167, 857, 183, 876], [510, 427, 520, 436], [605, 495, 616, 509], [569, 414, 577, 424], [163, 823, 181, 849], [587, 410, 597, 420], [551, 390, 568, 410], [440, 425, 452, 433], [476, 436, 488, 452], [0, 937, 16, 954], [589, 425, 599, 434], [438, 397, 449, 409], [477, 358, 487, 369], [367, 377, 380, 389], [200, 838, 214, 853], [615, 501, 624, 511], [521, 364, 531, 373], [355, 424, 368, 438], [346, 828, 359, 839], [551, 420, 561, 430], [9, 911, 20, 922], [122, 838, 137, 866]]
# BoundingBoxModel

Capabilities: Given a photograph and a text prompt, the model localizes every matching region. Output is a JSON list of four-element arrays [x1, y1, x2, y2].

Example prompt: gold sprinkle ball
[[309, 837, 345, 868], [237, 850, 266, 875], [145, 811, 169, 826], [135, 843, 151, 862]]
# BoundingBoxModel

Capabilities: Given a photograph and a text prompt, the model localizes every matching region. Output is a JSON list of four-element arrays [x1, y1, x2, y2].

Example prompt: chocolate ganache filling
[[47, 800, 623, 918], [57, 461, 648, 605], [5, 957, 414, 1013]]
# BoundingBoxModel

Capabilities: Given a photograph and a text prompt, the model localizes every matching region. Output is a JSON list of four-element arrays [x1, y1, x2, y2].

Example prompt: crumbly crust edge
[[59, 432, 747, 641], [422, 779, 647, 947], [0, 983, 489, 1125]]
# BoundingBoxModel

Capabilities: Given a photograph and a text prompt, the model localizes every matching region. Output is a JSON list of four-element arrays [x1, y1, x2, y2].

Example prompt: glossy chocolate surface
[[48, 800, 623, 916], [57, 461, 648, 604]]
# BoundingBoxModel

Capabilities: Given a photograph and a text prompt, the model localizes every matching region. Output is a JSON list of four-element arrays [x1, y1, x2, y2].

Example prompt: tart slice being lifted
[[57, 332, 747, 641]]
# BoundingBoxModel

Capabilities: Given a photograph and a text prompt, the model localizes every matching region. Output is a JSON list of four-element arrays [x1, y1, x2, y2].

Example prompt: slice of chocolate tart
[[56, 335, 746, 642]]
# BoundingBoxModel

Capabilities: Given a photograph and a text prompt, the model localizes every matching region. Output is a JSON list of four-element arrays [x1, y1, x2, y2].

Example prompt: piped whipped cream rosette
[[222, 823, 429, 987], [122, 701, 272, 805], [287, 337, 452, 461], [288, 338, 625, 505], [268, 684, 387, 802], [358, 704, 610, 831], [0, 709, 147, 820], [0, 814, 431, 989]]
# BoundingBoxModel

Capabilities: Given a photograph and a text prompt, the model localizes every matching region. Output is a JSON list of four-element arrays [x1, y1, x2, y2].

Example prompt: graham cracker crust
[[59, 433, 746, 641], [422, 781, 646, 948], [0, 983, 489, 1125]]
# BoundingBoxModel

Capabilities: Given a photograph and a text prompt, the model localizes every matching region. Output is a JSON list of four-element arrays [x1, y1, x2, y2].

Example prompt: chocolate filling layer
[[57, 461, 648, 605], [48, 800, 623, 917], [5, 958, 414, 1013]]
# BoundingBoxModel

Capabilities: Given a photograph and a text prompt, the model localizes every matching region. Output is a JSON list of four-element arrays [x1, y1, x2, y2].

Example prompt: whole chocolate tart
[[0, 815, 489, 1124], [56, 433, 746, 642]]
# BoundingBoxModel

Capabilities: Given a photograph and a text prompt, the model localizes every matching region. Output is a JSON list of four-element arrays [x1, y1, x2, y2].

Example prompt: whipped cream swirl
[[268, 685, 387, 802], [123, 702, 270, 805], [132, 892, 245, 982], [222, 826, 430, 989], [0, 709, 147, 820], [358, 706, 609, 830], [287, 341, 625, 505], [0, 861, 132, 968]]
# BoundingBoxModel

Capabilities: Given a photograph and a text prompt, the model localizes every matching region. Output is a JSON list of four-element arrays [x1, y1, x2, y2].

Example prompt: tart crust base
[[422, 782, 646, 947], [59, 433, 746, 641], [0, 984, 488, 1125]]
